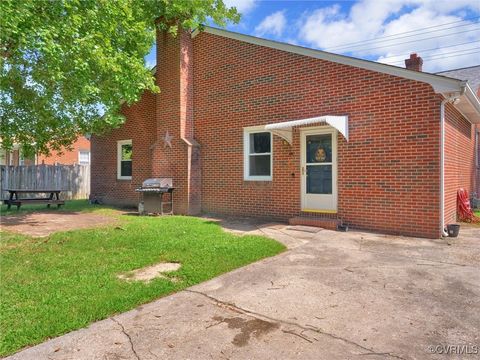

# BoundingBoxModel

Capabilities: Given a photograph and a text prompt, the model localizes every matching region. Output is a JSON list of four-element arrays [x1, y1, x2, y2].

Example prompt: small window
[[117, 140, 132, 180], [19, 151, 25, 166], [78, 151, 90, 165], [0, 149, 6, 166], [244, 128, 272, 181]]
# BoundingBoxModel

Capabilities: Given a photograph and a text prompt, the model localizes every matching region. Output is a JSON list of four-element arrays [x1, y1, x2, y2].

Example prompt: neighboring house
[[0, 136, 91, 166], [91, 27, 480, 239]]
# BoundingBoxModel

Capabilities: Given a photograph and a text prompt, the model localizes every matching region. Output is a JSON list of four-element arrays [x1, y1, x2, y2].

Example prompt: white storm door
[[301, 128, 337, 212]]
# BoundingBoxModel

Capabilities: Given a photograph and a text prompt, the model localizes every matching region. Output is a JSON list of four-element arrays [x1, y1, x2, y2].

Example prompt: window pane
[[307, 165, 332, 194], [121, 161, 132, 177], [121, 144, 132, 160], [79, 151, 90, 164], [249, 155, 270, 176], [306, 134, 332, 163], [250, 132, 271, 154]]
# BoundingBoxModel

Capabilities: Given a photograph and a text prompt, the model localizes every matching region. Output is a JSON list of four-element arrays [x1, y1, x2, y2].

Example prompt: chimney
[[405, 53, 423, 72], [152, 28, 201, 215]]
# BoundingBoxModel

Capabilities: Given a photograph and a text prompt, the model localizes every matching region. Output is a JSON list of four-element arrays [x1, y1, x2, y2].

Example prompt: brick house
[[0, 136, 91, 166], [91, 27, 480, 238]]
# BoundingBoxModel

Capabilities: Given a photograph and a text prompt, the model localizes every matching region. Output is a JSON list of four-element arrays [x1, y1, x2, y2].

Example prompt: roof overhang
[[452, 83, 480, 124], [192, 26, 480, 124], [265, 115, 348, 144]]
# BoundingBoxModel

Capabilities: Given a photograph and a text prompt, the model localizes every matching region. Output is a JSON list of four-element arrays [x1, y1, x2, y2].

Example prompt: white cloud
[[223, 0, 257, 14], [255, 10, 287, 37], [297, 0, 480, 72]]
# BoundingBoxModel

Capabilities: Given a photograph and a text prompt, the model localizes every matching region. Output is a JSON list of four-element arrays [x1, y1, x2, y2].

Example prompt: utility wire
[[386, 50, 480, 64], [379, 40, 480, 60], [384, 47, 480, 63], [388, 47, 480, 60], [324, 16, 480, 51], [337, 28, 479, 54], [327, 22, 479, 51]]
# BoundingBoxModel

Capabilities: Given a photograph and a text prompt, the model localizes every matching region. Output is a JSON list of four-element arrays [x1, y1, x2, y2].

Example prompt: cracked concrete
[[6, 221, 480, 360], [111, 317, 140, 360]]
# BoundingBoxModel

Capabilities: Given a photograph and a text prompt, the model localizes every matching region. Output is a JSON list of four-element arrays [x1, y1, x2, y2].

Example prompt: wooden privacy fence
[[0, 165, 90, 200]]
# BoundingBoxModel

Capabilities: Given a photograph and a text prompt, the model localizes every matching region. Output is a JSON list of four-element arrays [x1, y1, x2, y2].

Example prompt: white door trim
[[300, 127, 338, 212]]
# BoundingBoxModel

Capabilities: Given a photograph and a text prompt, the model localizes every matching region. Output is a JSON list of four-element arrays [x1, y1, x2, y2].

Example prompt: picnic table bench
[[3, 189, 65, 210]]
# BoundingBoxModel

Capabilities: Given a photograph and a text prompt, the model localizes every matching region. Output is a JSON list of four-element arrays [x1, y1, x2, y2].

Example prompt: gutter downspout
[[440, 90, 464, 237], [440, 98, 449, 237]]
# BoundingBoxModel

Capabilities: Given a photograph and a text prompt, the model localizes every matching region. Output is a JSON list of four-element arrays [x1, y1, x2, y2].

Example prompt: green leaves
[[0, 0, 239, 155]]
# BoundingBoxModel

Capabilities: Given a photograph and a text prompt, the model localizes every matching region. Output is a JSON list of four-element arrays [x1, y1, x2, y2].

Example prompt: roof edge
[[192, 26, 465, 94], [462, 83, 480, 123]]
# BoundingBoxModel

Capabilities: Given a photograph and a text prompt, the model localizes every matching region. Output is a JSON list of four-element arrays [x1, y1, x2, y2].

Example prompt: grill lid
[[141, 178, 173, 188]]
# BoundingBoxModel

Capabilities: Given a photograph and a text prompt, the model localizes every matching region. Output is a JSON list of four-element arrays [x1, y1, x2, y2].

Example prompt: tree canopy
[[0, 0, 239, 155]]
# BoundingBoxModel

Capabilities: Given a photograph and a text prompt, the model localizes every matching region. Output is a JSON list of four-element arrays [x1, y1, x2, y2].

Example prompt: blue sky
[[146, 0, 480, 73]]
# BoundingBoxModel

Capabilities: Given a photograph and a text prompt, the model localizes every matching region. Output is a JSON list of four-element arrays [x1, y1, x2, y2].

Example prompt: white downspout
[[440, 98, 449, 237], [440, 93, 462, 237]]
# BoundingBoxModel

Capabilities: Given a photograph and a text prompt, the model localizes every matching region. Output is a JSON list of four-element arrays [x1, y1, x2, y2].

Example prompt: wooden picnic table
[[3, 189, 65, 210]]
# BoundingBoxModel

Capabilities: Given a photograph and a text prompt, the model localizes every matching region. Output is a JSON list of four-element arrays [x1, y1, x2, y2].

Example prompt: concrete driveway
[[7, 221, 480, 360]]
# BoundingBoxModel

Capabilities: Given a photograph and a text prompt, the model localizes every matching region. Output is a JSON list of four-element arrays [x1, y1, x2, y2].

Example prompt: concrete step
[[289, 216, 341, 230]]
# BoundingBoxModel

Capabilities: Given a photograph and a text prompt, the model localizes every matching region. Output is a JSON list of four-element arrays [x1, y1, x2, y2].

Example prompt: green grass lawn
[[0, 202, 285, 356]]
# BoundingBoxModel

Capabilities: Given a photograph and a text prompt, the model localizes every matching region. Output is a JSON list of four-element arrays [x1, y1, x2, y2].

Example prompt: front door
[[301, 128, 337, 212]]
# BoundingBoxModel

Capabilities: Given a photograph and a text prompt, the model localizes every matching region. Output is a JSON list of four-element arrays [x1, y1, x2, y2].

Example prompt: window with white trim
[[78, 151, 90, 165], [244, 127, 272, 181], [117, 140, 132, 179]]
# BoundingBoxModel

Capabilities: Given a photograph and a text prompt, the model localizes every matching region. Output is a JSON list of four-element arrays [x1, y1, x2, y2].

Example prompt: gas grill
[[135, 178, 175, 215]]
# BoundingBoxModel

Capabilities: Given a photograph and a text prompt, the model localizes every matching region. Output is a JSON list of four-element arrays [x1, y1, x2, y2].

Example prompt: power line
[[388, 47, 480, 62], [379, 40, 480, 60], [327, 21, 479, 51], [324, 16, 480, 51], [336, 28, 479, 54], [384, 47, 480, 63], [326, 16, 478, 49], [386, 50, 480, 64]]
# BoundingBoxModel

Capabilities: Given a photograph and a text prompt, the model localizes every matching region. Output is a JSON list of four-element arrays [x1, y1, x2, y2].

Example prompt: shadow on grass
[[0, 199, 131, 216]]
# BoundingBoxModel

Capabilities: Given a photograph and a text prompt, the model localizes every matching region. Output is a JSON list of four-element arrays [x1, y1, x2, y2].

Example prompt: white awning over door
[[264, 115, 349, 144]]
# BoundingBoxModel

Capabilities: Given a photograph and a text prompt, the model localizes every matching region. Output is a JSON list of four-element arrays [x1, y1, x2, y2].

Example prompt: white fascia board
[[453, 83, 480, 124], [193, 26, 464, 94], [464, 83, 480, 117]]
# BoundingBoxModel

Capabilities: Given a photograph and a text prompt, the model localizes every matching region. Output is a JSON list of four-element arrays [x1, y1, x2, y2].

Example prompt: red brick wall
[[90, 92, 156, 206], [37, 136, 90, 165], [193, 32, 441, 238], [477, 125, 480, 197], [151, 30, 196, 214], [444, 103, 477, 224], [90, 30, 456, 238]]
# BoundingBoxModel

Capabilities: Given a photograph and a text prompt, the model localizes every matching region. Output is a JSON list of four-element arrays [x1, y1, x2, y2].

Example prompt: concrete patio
[[7, 220, 480, 360]]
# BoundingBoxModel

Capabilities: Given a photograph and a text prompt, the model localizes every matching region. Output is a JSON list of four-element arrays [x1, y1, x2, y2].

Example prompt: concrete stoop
[[288, 214, 341, 230]]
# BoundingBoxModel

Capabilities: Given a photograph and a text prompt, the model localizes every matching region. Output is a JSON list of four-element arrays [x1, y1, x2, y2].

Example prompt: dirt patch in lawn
[[118, 262, 181, 283], [0, 211, 118, 237]]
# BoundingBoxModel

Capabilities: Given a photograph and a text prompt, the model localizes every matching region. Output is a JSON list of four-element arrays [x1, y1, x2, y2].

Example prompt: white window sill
[[244, 177, 272, 181]]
